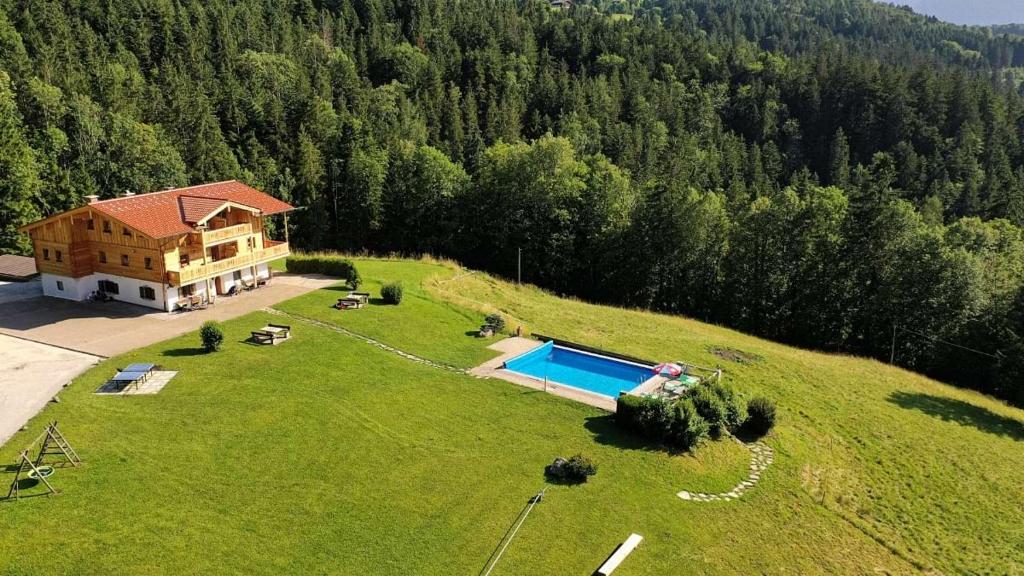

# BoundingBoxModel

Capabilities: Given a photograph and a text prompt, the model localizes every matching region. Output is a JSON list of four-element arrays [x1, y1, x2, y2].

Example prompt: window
[[55, 250, 63, 263], [98, 280, 119, 295], [180, 253, 190, 267], [102, 220, 111, 233], [98, 251, 106, 264], [139, 286, 156, 301], [121, 254, 129, 267], [144, 257, 152, 270], [56, 281, 64, 291], [122, 227, 132, 237], [233, 270, 242, 282], [43, 248, 50, 260], [86, 219, 94, 230], [180, 284, 195, 297]]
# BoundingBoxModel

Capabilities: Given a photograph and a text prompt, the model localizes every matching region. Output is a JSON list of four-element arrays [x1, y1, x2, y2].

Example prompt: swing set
[[5, 421, 81, 500]]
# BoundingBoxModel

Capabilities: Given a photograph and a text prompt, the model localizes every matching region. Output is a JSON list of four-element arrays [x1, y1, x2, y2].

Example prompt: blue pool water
[[503, 341, 653, 398]]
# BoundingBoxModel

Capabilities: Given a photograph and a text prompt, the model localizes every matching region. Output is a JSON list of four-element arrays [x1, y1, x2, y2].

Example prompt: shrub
[[484, 313, 506, 333], [667, 398, 709, 451], [692, 385, 729, 438], [744, 396, 777, 436], [200, 321, 224, 352], [285, 253, 360, 287], [381, 282, 404, 305], [692, 382, 747, 438], [617, 394, 709, 451], [563, 454, 597, 481]]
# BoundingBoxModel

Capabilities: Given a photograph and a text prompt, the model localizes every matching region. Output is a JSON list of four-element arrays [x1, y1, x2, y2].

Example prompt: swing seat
[[28, 466, 54, 479]]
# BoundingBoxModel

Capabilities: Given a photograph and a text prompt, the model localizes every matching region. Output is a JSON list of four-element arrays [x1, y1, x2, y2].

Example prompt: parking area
[[0, 334, 100, 447], [0, 274, 338, 357]]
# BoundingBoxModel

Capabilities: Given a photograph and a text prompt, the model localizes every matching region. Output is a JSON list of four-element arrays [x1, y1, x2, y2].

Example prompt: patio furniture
[[250, 330, 275, 345], [266, 324, 290, 340], [251, 324, 291, 345], [242, 280, 256, 291], [336, 297, 363, 309], [348, 292, 370, 305]]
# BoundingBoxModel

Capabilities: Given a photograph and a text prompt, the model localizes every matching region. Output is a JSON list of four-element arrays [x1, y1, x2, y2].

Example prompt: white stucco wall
[[40, 273, 89, 301], [91, 272, 166, 310]]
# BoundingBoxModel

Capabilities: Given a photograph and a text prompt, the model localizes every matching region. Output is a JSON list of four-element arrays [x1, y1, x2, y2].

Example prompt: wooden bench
[[250, 331, 275, 345], [336, 297, 363, 310], [597, 533, 643, 575], [266, 324, 291, 340]]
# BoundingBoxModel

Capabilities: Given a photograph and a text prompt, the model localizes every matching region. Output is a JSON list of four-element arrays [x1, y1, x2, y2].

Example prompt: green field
[[1, 258, 1022, 575]]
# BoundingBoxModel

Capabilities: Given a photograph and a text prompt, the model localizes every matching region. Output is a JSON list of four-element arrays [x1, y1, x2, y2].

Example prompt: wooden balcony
[[166, 241, 289, 286], [202, 223, 252, 245]]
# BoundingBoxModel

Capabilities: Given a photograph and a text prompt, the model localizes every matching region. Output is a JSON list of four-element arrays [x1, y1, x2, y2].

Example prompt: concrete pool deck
[[471, 337, 622, 411]]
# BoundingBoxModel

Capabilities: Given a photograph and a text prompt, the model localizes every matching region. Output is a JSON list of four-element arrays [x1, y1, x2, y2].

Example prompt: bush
[[616, 394, 707, 450], [285, 253, 360, 287], [691, 386, 729, 438], [692, 382, 747, 438], [744, 396, 777, 436], [563, 454, 597, 481], [381, 281, 404, 304], [200, 321, 224, 352], [667, 398, 709, 451], [484, 313, 506, 333], [348, 267, 362, 290]]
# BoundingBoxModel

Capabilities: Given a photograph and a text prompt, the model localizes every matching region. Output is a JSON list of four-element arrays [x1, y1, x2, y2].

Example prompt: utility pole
[[517, 248, 522, 284], [890, 324, 897, 364]]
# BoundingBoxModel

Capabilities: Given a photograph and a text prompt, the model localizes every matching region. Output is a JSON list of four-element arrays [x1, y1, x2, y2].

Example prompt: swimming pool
[[503, 341, 654, 399]]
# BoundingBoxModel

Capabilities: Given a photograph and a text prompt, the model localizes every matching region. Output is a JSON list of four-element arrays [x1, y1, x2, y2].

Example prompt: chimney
[[85, 194, 100, 204]]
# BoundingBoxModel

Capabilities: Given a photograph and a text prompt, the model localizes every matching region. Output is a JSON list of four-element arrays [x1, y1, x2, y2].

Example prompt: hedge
[[616, 394, 708, 451], [285, 253, 360, 287]]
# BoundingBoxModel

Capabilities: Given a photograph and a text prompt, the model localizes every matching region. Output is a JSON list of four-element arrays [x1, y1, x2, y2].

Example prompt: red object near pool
[[653, 362, 683, 377]]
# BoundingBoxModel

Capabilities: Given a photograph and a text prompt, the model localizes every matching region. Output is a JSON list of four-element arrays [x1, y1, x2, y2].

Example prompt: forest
[[1, 0, 1022, 405]]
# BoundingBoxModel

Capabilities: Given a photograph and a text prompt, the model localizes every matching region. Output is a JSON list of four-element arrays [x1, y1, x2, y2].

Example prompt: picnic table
[[251, 324, 291, 345]]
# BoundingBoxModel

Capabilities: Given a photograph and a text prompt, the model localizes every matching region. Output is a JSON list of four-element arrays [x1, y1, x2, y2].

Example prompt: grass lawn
[[1, 257, 1022, 575]]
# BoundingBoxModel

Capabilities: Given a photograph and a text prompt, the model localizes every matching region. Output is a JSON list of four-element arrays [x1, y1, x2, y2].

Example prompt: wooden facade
[[23, 203, 289, 292]]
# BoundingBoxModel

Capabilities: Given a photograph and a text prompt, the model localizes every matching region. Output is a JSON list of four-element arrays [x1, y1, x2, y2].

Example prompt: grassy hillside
[[1, 258, 1021, 575]]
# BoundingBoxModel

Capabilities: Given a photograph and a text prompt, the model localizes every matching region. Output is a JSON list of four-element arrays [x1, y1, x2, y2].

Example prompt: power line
[[891, 324, 1004, 362]]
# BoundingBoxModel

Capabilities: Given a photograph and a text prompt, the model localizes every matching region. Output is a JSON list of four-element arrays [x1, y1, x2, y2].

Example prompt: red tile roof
[[86, 181, 293, 239]]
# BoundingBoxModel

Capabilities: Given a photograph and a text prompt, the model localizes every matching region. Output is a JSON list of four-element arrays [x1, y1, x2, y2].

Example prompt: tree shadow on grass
[[583, 415, 662, 453], [161, 347, 206, 358], [888, 391, 1024, 441]]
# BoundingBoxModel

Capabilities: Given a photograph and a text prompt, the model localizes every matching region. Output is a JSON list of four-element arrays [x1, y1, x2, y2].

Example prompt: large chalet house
[[19, 181, 293, 312]]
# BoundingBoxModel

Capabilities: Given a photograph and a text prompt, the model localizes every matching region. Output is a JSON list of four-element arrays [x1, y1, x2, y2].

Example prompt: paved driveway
[[0, 334, 100, 447], [0, 274, 338, 357]]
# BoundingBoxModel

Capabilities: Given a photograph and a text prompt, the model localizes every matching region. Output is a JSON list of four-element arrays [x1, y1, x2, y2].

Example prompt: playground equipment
[[5, 421, 81, 500]]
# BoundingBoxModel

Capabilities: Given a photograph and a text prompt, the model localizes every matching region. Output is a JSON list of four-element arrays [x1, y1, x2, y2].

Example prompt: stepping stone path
[[265, 308, 468, 374], [677, 439, 774, 503]]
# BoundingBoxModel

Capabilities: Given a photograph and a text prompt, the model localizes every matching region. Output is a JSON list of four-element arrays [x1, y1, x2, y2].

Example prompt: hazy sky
[[892, 0, 1022, 25]]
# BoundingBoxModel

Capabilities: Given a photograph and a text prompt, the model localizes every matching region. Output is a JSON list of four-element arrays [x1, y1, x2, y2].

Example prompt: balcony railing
[[167, 241, 290, 286], [202, 223, 252, 245]]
